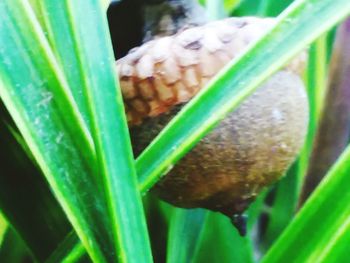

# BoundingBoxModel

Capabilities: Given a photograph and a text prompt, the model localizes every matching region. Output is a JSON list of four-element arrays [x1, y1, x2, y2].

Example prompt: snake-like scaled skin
[[116, 17, 306, 126]]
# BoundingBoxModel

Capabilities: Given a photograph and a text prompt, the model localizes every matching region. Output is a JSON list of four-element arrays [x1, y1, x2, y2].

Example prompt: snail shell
[[117, 17, 309, 217], [130, 71, 308, 216]]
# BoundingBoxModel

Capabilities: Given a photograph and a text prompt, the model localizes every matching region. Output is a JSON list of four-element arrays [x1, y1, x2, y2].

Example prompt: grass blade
[[223, 0, 243, 13], [166, 208, 208, 263], [56, 192, 265, 262], [28, 2, 154, 258], [0, 102, 71, 261], [0, 214, 7, 248], [233, 0, 261, 16], [28, 0, 91, 126], [306, 36, 329, 127], [262, 144, 350, 262], [144, 197, 170, 263], [64, 1, 152, 262], [317, 220, 350, 263], [0, 1, 117, 261], [258, 0, 293, 16], [0, 228, 31, 262], [46, 232, 86, 263], [193, 193, 267, 263], [193, 212, 254, 263], [261, 163, 301, 251], [32, 1, 152, 261]]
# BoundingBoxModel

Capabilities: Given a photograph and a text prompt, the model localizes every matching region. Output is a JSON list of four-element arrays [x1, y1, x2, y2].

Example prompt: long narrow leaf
[[0, 228, 31, 262], [35, 2, 152, 260], [261, 163, 301, 251], [33, 0, 152, 261], [306, 36, 328, 127], [258, 0, 293, 16], [0, 214, 7, 248], [317, 220, 350, 263], [0, 1, 117, 262], [192, 212, 254, 263], [262, 144, 350, 262], [166, 208, 208, 263], [64, 1, 152, 262], [233, 0, 261, 16], [46, 232, 86, 263], [0, 103, 71, 261], [192, 192, 266, 263], [28, 0, 91, 126]]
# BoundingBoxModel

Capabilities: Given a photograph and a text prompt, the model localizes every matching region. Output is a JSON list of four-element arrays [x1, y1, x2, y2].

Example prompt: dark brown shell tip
[[231, 214, 248, 237]]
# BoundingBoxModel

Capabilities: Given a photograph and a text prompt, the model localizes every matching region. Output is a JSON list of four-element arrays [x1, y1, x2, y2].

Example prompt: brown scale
[[117, 17, 306, 126], [116, 17, 309, 235]]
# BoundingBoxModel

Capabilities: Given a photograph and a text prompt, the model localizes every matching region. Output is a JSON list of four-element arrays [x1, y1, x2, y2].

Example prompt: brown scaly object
[[116, 17, 309, 235]]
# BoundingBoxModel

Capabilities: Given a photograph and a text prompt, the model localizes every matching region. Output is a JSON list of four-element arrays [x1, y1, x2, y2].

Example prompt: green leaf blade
[[65, 1, 153, 262], [0, 1, 117, 262], [261, 164, 301, 251], [166, 208, 208, 263], [193, 212, 254, 263], [32, 1, 92, 127], [263, 145, 350, 262], [0, 105, 72, 261], [0, 214, 7, 249]]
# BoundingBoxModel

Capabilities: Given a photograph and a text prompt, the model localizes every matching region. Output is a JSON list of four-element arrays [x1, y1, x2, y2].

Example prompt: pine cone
[[116, 17, 309, 225]]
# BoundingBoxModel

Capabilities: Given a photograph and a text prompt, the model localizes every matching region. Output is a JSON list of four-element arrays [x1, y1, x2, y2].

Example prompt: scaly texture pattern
[[131, 71, 309, 216], [116, 17, 306, 126], [117, 17, 308, 219]]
